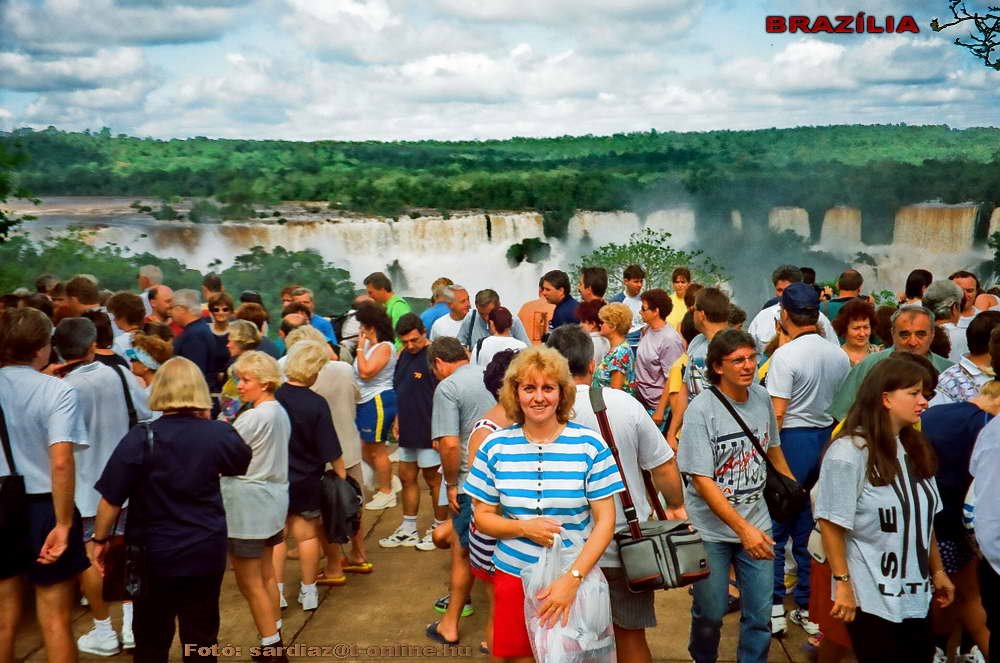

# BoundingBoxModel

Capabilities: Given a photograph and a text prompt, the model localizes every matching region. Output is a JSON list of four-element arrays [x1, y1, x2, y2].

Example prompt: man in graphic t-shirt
[[678, 329, 796, 663]]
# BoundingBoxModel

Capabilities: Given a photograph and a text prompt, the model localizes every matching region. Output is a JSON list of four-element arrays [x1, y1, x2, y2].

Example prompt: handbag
[[708, 386, 808, 524], [0, 403, 28, 539], [102, 423, 153, 602], [588, 387, 709, 592]]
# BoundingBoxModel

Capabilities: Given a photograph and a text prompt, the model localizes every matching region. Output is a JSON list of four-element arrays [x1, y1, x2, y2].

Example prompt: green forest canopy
[[3, 124, 1000, 241]]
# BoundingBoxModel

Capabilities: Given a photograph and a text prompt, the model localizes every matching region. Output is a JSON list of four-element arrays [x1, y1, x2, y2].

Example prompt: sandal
[[425, 622, 459, 646], [315, 571, 347, 586], [342, 561, 374, 574]]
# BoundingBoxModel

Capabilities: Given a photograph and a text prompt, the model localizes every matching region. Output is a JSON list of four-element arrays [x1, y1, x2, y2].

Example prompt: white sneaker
[[770, 605, 787, 638], [298, 588, 319, 611], [365, 490, 397, 511], [279, 592, 288, 610], [934, 647, 950, 663], [415, 528, 436, 551], [391, 474, 403, 493], [80, 595, 89, 607], [788, 608, 820, 636], [379, 525, 420, 548], [958, 646, 986, 663], [120, 626, 135, 650], [77, 627, 121, 657]]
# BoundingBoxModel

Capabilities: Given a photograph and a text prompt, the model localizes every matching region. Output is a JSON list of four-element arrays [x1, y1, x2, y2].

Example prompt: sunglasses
[[211, 307, 231, 313]]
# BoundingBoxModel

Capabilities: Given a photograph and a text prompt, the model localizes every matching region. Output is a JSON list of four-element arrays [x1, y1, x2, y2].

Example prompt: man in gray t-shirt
[[426, 337, 495, 646], [677, 329, 795, 663]]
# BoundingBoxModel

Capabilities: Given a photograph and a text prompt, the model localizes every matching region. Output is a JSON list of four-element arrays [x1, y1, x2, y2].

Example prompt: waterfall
[[819, 207, 862, 247], [989, 207, 1000, 241], [893, 203, 978, 253], [731, 210, 742, 231], [768, 207, 810, 239], [645, 208, 697, 246]]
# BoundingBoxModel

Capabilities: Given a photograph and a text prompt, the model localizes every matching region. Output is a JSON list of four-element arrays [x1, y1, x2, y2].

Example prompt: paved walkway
[[14, 491, 814, 662]]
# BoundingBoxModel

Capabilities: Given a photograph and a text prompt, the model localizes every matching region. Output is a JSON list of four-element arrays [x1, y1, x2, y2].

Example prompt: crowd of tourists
[[1, 260, 1000, 663]]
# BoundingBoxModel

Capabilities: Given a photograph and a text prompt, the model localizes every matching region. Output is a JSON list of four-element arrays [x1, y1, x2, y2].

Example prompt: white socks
[[122, 602, 133, 630], [93, 617, 114, 636], [401, 515, 418, 534], [261, 632, 280, 646]]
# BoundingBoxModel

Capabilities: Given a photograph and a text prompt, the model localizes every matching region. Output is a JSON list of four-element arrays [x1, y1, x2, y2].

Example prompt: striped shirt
[[464, 421, 625, 577]]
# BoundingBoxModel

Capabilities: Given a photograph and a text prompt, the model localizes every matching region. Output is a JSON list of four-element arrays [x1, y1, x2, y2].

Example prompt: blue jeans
[[771, 425, 831, 607], [690, 541, 773, 663]]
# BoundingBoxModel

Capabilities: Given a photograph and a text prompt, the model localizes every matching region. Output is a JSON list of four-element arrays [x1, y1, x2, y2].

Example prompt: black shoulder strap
[[112, 365, 139, 429], [0, 403, 17, 476], [475, 334, 488, 358], [708, 386, 776, 471]]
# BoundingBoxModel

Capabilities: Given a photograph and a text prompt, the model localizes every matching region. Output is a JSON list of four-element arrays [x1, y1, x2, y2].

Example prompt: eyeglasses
[[725, 353, 759, 367], [211, 307, 231, 313]]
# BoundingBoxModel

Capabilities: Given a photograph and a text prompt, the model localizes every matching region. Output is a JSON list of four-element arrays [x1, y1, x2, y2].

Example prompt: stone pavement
[[14, 490, 814, 662]]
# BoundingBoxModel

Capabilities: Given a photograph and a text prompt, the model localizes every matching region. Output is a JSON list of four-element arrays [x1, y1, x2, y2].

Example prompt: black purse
[[103, 422, 152, 602], [589, 388, 709, 591], [0, 403, 28, 538], [709, 386, 808, 524]]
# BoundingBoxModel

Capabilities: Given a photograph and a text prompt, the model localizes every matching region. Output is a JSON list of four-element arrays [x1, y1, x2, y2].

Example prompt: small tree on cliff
[[571, 227, 727, 294], [932, 1, 1000, 70], [0, 143, 39, 243]]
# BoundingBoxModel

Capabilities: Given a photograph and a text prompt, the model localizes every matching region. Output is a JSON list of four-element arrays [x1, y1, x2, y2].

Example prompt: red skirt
[[492, 570, 533, 658]]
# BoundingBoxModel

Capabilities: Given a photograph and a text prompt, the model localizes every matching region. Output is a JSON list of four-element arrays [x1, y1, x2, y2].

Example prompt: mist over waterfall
[[13, 197, 996, 308]]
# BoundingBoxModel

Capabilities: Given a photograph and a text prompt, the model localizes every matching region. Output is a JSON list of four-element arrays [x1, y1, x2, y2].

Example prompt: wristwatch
[[570, 568, 584, 581], [833, 572, 851, 582]]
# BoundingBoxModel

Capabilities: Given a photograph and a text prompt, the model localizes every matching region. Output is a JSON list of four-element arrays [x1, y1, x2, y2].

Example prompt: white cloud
[[0, 48, 150, 92], [2, 0, 250, 55]]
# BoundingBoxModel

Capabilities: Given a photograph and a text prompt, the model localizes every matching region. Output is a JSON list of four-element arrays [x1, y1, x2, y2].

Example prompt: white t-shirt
[[590, 332, 611, 365], [430, 314, 464, 340], [815, 436, 941, 622], [747, 303, 838, 352], [63, 362, 153, 516], [941, 322, 969, 364], [620, 292, 644, 335], [766, 333, 851, 428], [571, 385, 674, 567], [0, 365, 89, 495], [473, 335, 527, 367], [223, 400, 290, 539]]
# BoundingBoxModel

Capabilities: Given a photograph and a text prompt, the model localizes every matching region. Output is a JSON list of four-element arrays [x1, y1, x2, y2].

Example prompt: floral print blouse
[[593, 340, 637, 396]]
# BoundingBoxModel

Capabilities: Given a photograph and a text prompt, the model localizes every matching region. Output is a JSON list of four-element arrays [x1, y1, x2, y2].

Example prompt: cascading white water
[[819, 207, 862, 247], [768, 207, 810, 239], [893, 203, 978, 253]]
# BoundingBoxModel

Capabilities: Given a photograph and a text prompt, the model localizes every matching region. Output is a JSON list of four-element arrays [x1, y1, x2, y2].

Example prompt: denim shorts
[[397, 446, 441, 468]]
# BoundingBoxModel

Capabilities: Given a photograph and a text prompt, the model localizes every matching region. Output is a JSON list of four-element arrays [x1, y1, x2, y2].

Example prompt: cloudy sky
[[1, 0, 997, 140]]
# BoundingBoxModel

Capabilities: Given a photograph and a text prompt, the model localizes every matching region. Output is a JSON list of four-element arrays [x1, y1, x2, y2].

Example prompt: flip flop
[[342, 561, 374, 574], [480, 642, 489, 655], [315, 571, 347, 586], [425, 622, 460, 646]]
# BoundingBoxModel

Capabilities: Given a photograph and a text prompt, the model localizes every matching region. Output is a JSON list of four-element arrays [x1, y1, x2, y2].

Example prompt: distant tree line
[[2, 125, 1000, 240]]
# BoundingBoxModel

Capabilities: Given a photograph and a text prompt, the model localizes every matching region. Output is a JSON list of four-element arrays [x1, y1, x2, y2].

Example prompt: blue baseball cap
[[781, 282, 819, 314]]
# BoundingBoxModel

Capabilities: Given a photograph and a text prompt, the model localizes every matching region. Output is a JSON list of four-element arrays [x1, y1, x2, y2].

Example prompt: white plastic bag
[[521, 535, 616, 663]]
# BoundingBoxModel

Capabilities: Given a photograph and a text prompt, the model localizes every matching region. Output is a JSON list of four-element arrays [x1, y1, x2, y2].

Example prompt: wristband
[[832, 572, 851, 582], [91, 534, 111, 544]]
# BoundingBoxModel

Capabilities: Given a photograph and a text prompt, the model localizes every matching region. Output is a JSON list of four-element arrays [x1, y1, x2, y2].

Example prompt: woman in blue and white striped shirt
[[465, 346, 624, 661]]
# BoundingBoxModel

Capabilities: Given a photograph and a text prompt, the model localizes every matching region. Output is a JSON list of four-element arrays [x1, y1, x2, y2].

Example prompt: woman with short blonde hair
[[499, 347, 576, 425], [227, 319, 261, 354], [223, 349, 291, 654], [595, 302, 638, 395], [273, 340, 345, 610], [149, 357, 212, 411], [219, 327, 269, 421], [90, 356, 251, 662], [465, 345, 623, 661]]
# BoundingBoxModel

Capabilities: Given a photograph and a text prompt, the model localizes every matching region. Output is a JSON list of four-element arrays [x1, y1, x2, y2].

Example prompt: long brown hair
[[837, 357, 937, 485]]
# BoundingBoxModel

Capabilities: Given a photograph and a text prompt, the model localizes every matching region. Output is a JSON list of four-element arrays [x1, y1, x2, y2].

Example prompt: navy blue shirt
[[259, 336, 282, 359], [393, 346, 437, 449], [95, 415, 251, 577], [174, 317, 222, 391], [550, 294, 580, 330], [275, 384, 342, 513], [921, 401, 991, 539]]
